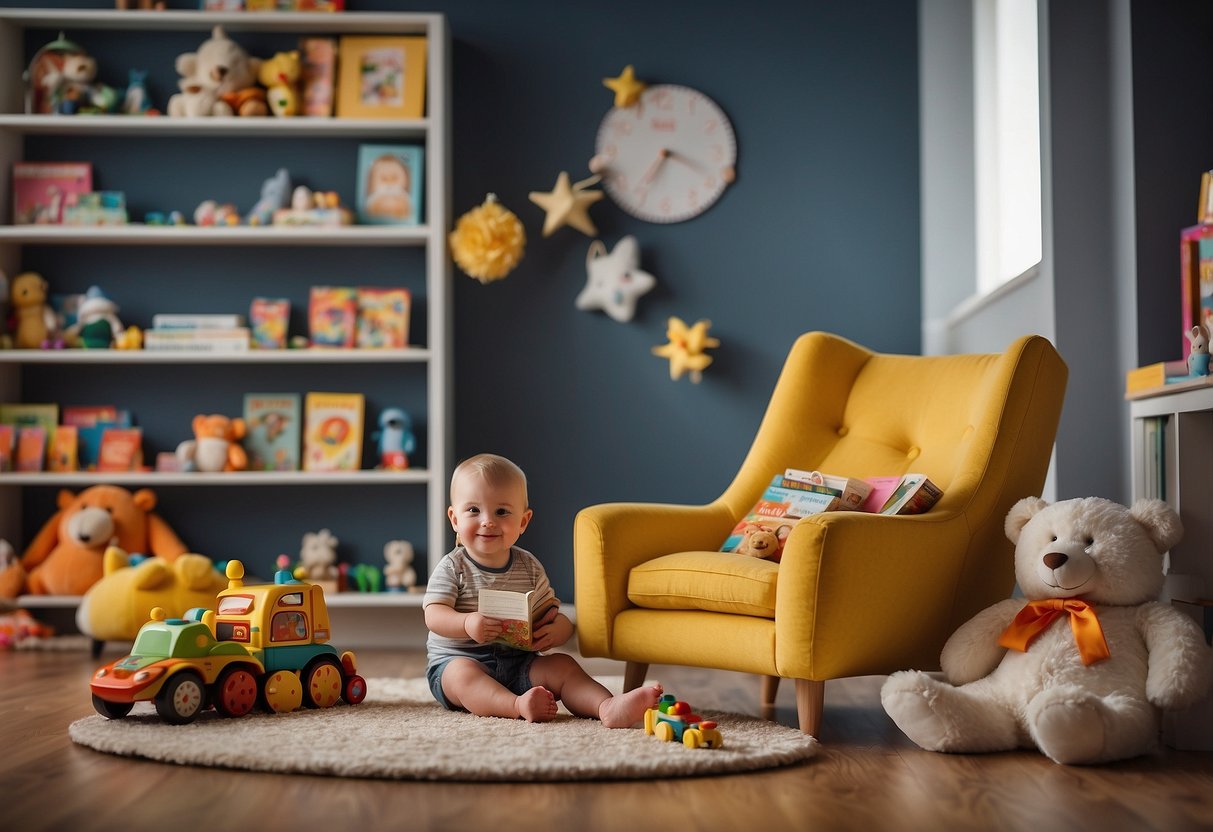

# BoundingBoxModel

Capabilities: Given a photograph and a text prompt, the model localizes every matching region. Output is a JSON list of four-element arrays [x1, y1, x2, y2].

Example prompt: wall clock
[[590, 84, 736, 223]]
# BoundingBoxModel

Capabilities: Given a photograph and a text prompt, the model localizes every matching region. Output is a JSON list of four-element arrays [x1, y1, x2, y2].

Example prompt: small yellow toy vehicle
[[644, 693, 724, 749]]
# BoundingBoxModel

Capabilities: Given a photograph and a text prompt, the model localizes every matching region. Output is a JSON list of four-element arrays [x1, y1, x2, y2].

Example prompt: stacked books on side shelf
[[0, 403, 145, 472], [143, 313, 250, 353], [1125, 359, 1213, 400]]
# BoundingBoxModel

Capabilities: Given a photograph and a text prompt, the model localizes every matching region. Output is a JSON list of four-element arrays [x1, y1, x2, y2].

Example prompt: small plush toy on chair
[[881, 496, 1213, 765]]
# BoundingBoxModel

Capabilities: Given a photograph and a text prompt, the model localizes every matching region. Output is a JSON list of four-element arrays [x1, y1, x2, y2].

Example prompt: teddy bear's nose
[[1043, 552, 1068, 570]]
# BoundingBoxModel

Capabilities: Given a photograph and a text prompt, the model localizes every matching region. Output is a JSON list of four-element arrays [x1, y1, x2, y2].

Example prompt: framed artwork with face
[[356, 144, 425, 226]]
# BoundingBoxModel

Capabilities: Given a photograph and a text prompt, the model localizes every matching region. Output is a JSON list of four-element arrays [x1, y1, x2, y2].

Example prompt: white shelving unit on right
[[1129, 384, 1213, 750]]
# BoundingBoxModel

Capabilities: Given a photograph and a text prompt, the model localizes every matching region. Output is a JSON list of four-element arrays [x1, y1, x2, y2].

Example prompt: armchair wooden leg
[[623, 661, 649, 692], [760, 675, 780, 720], [795, 678, 824, 736]]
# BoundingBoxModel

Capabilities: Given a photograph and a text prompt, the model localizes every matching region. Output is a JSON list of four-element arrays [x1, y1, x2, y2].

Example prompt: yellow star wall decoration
[[603, 64, 647, 108], [652, 316, 720, 383], [528, 171, 604, 237]]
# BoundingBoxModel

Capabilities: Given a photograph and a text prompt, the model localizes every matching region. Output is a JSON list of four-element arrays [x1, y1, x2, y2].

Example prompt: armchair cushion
[[627, 551, 779, 618]]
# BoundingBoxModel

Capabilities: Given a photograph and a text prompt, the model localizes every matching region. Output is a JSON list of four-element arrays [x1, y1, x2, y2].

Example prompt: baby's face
[[448, 473, 531, 564], [373, 161, 407, 190]]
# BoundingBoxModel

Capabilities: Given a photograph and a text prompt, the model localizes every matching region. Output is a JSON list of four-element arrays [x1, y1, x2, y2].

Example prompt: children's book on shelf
[[477, 588, 557, 650], [47, 425, 79, 472], [15, 427, 47, 472], [97, 428, 143, 472], [250, 298, 291, 349], [355, 144, 425, 225], [356, 287, 411, 349], [300, 36, 337, 117], [870, 473, 944, 516], [244, 393, 302, 471], [0, 402, 59, 437], [782, 468, 873, 510], [143, 328, 251, 352], [721, 473, 842, 561], [303, 392, 364, 471], [150, 313, 246, 330], [12, 161, 92, 224], [0, 425, 13, 472], [308, 287, 358, 348], [63, 405, 129, 471]]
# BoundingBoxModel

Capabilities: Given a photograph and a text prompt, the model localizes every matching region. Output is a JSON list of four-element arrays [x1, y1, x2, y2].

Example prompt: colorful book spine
[[250, 298, 290, 349], [143, 329, 251, 352], [308, 287, 357, 348], [356, 287, 411, 349]]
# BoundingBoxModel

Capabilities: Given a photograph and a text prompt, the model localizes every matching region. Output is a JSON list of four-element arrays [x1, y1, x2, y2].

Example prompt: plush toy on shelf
[[1186, 324, 1210, 376], [258, 50, 301, 117], [373, 407, 415, 470], [41, 47, 117, 115], [176, 414, 248, 473], [167, 25, 266, 118], [0, 485, 188, 599], [881, 496, 1213, 765], [383, 539, 417, 592], [9, 271, 58, 350], [246, 168, 292, 226], [63, 285, 125, 349], [299, 528, 340, 593]]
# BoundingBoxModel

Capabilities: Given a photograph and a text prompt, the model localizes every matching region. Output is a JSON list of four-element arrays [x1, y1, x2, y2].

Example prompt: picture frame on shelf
[[336, 35, 427, 120], [1180, 223, 1213, 360], [355, 144, 424, 226]]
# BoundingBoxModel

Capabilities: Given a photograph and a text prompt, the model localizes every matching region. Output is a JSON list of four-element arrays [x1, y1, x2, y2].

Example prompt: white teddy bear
[[881, 496, 1213, 765], [382, 539, 417, 592], [167, 26, 265, 118], [299, 529, 339, 589]]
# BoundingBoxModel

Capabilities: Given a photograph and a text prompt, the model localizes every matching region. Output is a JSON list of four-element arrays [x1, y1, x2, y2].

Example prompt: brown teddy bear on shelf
[[176, 414, 248, 473], [0, 485, 188, 599], [10, 271, 57, 349]]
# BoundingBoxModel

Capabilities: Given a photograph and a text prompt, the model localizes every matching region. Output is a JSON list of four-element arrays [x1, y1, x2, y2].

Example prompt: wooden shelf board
[[0, 225, 430, 246], [0, 114, 427, 139], [0, 348, 431, 365], [0, 470, 433, 487]]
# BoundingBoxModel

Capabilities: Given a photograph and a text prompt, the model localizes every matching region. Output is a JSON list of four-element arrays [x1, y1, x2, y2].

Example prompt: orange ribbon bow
[[997, 598, 1111, 666]]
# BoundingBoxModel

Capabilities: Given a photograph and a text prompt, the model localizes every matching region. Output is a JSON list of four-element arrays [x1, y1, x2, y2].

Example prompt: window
[[974, 0, 1041, 293]]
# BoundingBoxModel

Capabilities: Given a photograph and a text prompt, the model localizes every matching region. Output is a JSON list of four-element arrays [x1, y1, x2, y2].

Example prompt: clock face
[[593, 84, 736, 223]]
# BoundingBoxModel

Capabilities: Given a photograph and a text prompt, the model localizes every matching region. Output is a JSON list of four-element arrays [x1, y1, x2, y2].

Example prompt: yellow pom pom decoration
[[652, 316, 720, 383], [449, 194, 526, 283]]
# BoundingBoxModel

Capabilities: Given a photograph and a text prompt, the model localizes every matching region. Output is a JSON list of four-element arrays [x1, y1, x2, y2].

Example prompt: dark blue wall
[[4, 0, 921, 599]]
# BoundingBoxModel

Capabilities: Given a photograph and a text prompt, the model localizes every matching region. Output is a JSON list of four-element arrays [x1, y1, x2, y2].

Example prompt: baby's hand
[[464, 612, 502, 643], [531, 606, 568, 652]]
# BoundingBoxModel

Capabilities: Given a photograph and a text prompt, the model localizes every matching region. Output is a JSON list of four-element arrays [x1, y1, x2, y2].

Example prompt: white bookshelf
[[0, 9, 453, 624], [1129, 385, 1213, 750]]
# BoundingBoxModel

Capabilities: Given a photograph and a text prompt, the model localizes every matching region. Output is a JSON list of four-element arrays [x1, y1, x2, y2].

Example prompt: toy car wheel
[[344, 674, 368, 705], [262, 670, 303, 713], [644, 708, 657, 735], [656, 721, 675, 742], [91, 694, 133, 720], [302, 656, 343, 708], [683, 728, 702, 749], [155, 670, 206, 725], [213, 666, 258, 718]]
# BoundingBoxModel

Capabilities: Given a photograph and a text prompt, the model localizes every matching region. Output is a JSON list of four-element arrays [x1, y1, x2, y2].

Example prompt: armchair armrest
[[573, 500, 735, 656], [773, 509, 972, 679]]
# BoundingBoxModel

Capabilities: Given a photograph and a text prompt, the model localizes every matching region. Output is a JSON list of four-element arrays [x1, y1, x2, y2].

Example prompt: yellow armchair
[[574, 331, 1067, 736]]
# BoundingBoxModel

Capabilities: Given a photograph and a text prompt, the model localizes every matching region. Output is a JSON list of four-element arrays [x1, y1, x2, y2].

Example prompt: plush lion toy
[[0, 485, 188, 599]]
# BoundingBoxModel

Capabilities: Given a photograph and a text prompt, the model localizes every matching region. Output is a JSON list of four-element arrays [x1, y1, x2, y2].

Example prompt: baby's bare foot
[[600, 683, 664, 728], [517, 686, 557, 722]]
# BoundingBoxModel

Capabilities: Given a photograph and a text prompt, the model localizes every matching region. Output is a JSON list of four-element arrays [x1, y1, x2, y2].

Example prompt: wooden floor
[[4, 646, 1213, 832]]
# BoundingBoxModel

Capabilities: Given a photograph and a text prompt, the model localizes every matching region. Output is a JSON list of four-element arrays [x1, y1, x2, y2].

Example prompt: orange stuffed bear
[[176, 413, 248, 472], [0, 485, 188, 598]]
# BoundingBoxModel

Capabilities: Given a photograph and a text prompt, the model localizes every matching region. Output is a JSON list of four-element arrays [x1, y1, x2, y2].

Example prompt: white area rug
[[70, 677, 818, 781]]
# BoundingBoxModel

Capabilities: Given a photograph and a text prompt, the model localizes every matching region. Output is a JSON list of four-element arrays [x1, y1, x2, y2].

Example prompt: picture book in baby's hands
[[477, 589, 557, 650], [721, 473, 842, 561], [864, 473, 944, 515]]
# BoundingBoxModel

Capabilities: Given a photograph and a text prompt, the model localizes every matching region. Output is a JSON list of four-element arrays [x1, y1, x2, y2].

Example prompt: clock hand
[[638, 148, 670, 189], [667, 151, 736, 184]]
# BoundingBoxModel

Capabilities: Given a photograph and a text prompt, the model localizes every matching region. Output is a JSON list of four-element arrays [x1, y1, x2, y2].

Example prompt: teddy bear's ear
[[132, 488, 157, 512], [1129, 498, 1184, 554], [57, 489, 78, 510], [175, 52, 197, 78], [1005, 497, 1048, 544]]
